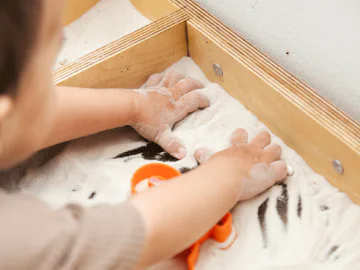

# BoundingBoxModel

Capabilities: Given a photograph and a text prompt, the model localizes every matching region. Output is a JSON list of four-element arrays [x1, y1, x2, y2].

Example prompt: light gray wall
[[197, 0, 360, 122]]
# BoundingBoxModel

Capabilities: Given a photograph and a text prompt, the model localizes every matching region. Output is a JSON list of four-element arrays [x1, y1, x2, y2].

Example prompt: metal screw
[[332, 160, 344, 175], [213, 63, 223, 77]]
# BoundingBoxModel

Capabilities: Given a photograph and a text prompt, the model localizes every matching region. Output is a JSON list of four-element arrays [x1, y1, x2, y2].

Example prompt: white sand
[[19, 57, 360, 269], [55, 0, 150, 69]]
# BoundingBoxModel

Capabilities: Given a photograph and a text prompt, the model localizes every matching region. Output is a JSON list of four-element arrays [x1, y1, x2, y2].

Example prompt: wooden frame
[[56, 1, 360, 204], [55, 10, 189, 88], [129, 0, 179, 21]]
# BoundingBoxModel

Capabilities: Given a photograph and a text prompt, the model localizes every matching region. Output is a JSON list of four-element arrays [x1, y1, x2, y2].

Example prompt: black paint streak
[[258, 198, 269, 248], [321, 205, 330, 211], [88, 191, 96, 200], [179, 166, 197, 174], [179, 160, 201, 174], [72, 189, 77, 192], [276, 183, 289, 226], [297, 196, 302, 218], [113, 142, 178, 162]]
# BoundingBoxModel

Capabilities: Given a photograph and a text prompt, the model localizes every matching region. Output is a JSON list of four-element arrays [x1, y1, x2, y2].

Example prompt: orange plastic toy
[[131, 163, 237, 270], [131, 163, 181, 194]]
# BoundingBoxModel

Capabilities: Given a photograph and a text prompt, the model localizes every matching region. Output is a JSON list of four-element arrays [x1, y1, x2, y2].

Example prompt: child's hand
[[195, 129, 288, 201], [130, 70, 210, 159]]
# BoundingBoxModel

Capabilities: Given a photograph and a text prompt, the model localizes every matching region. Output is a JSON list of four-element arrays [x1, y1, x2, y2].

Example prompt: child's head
[[0, 0, 65, 169]]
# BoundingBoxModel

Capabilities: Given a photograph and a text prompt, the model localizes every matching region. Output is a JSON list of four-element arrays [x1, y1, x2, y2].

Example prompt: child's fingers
[[195, 148, 214, 164], [160, 70, 185, 88], [231, 128, 248, 147], [174, 91, 210, 122], [145, 73, 164, 88], [240, 162, 284, 201], [156, 129, 187, 160], [261, 143, 282, 163], [250, 131, 271, 150], [270, 160, 288, 183], [171, 78, 204, 100]]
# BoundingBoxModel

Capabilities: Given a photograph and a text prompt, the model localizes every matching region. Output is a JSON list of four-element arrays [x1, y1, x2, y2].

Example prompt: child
[[0, 1, 287, 269]]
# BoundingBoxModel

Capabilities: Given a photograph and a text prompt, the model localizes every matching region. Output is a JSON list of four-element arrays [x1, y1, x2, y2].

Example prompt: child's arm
[[0, 129, 286, 270], [132, 129, 287, 268], [46, 71, 208, 159]]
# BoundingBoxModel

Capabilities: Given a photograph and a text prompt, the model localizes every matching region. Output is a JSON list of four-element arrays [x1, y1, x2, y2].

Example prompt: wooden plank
[[187, 17, 360, 204], [130, 0, 179, 21], [63, 0, 100, 25], [54, 10, 189, 89]]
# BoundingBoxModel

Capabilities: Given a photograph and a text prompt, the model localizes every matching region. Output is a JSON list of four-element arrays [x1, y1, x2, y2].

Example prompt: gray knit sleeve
[[0, 191, 146, 270]]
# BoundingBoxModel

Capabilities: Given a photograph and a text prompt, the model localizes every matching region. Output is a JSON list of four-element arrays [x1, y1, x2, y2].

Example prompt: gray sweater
[[0, 189, 145, 269]]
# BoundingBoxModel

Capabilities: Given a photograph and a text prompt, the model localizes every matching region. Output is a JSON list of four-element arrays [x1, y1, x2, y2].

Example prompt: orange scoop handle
[[187, 212, 234, 269]]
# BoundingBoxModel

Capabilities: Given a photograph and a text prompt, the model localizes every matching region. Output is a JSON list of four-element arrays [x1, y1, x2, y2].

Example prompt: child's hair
[[0, 1, 40, 95]]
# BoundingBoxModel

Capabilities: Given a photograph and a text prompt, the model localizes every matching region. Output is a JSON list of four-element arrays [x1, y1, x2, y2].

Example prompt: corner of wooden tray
[[129, 0, 179, 21]]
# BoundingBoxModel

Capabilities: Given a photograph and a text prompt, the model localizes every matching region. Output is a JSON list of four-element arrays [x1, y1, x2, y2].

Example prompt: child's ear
[[0, 96, 13, 122]]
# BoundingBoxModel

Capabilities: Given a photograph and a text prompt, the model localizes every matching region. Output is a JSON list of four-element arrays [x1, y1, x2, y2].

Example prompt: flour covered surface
[[55, 0, 150, 69], [20, 57, 360, 269]]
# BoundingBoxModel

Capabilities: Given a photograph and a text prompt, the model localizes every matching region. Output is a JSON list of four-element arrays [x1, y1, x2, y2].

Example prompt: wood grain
[[55, 10, 189, 89], [184, 10, 360, 203], [63, 0, 100, 25], [130, 0, 179, 21]]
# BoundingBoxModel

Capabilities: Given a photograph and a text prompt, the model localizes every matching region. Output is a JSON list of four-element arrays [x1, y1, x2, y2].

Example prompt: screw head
[[213, 63, 223, 77], [332, 160, 344, 175]]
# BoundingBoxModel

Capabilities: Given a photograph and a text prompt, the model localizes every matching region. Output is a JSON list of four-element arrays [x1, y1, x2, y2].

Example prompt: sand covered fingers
[[131, 70, 209, 159], [144, 73, 165, 88], [174, 91, 210, 122], [194, 128, 288, 201], [155, 128, 187, 159], [262, 144, 282, 163], [160, 70, 185, 88], [170, 77, 204, 100], [231, 128, 248, 147], [250, 130, 272, 150]]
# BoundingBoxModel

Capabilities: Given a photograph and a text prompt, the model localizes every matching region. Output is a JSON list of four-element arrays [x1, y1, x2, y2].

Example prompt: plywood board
[[55, 10, 189, 89], [186, 17, 360, 203], [130, 0, 179, 21]]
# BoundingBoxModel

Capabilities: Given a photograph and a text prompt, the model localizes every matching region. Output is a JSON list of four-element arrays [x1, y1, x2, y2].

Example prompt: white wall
[[197, 0, 360, 122]]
